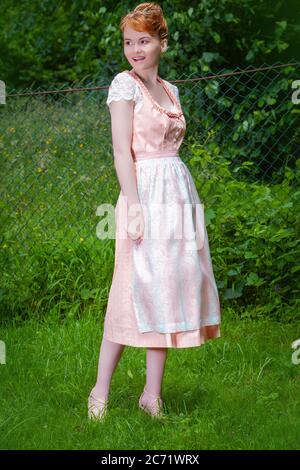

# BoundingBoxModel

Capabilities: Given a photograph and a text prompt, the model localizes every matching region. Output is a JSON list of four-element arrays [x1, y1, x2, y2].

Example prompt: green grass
[[0, 308, 299, 450]]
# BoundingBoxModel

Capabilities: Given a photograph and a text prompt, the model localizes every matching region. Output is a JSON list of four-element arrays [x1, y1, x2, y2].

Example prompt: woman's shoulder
[[106, 71, 139, 106], [162, 79, 179, 101], [163, 79, 178, 92], [109, 70, 137, 89]]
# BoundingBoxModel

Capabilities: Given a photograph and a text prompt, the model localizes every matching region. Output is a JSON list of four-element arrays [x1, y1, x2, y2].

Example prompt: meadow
[[0, 308, 299, 450]]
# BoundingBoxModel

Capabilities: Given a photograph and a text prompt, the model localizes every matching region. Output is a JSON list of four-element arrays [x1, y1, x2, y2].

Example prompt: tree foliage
[[0, 0, 299, 88]]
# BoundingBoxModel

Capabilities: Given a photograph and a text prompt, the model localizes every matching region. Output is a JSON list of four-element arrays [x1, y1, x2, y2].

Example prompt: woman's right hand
[[127, 202, 145, 243]]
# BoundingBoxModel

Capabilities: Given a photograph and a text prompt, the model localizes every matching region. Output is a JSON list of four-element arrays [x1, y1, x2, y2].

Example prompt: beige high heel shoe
[[138, 386, 164, 418], [88, 392, 108, 421]]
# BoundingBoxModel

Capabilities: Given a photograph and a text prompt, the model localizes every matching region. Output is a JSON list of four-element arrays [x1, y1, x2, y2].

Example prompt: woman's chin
[[131, 60, 146, 67]]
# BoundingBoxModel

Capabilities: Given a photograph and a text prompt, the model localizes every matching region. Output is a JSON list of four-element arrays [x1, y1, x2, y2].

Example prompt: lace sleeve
[[106, 72, 137, 107]]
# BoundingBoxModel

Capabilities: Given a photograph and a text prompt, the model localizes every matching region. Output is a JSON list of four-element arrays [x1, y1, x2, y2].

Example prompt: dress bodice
[[106, 70, 186, 161]]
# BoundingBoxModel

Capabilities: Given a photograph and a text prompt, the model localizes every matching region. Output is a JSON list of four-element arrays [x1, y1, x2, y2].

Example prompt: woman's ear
[[161, 40, 168, 53]]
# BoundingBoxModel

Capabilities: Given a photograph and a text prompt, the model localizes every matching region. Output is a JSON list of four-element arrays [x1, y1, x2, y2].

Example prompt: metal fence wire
[[0, 60, 299, 317]]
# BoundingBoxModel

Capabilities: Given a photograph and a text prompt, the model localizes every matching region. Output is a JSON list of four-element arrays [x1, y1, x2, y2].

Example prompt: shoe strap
[[89, 393, 108, 404], [143, 387, 162, 401]]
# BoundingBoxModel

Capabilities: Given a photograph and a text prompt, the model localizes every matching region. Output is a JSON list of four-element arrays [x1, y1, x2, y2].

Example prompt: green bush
[[188, 140, 300, 321]]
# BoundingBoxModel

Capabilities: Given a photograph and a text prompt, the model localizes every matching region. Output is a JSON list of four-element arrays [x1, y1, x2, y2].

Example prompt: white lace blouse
[[106, 71, 181, 113]]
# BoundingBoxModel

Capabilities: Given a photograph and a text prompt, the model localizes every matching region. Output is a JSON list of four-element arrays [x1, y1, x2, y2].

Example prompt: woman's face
[[123, 25, 166, 72]]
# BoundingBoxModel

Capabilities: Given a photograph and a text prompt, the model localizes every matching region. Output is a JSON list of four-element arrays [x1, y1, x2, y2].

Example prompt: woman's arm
[[106, 73, 144, 241], [108, 98, 140, 207]]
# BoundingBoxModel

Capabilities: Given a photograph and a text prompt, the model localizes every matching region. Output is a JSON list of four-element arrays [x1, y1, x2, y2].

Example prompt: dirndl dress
[[102, 68, 221, 348]]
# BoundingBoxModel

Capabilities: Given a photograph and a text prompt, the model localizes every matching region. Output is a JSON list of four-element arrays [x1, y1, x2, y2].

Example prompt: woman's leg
[[90, 337, 125, 400], [145, 347, 168, 396]]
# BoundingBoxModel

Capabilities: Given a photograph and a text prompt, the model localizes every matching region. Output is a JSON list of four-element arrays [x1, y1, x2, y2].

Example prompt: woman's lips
[[133, 57, 145, 62]]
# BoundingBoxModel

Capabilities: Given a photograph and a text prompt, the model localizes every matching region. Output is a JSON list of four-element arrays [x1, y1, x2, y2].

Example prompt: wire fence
[[0, 60, 299, 318]]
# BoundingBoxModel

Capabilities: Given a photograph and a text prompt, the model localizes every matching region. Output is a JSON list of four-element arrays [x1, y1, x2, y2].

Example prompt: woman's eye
[[124, 40, 149, 45]]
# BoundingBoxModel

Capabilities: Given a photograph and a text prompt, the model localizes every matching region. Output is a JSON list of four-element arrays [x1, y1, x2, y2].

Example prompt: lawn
[[0, 308, 299, 450]]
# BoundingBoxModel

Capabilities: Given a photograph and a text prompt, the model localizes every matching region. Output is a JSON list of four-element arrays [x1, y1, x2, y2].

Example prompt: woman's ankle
[[90, 386, 109, 401], [144, 385, 161, 398]]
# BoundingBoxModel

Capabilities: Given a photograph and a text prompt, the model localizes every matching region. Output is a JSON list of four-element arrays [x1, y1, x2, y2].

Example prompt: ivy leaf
[[246, 272, 265, 286]]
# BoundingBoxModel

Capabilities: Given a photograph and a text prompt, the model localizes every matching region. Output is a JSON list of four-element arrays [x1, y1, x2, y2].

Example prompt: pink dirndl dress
[[103, 69, 221, 348]]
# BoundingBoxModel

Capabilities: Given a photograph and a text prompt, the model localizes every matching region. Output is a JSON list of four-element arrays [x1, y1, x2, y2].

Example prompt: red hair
[[120, 2, 168, 41]]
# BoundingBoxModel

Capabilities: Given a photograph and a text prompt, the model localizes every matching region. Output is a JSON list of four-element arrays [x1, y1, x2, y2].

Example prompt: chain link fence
[[1, 60, 299, 320]]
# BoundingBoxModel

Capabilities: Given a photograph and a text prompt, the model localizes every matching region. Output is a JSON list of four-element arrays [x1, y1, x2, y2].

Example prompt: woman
[[88, 2, 221, 421]]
